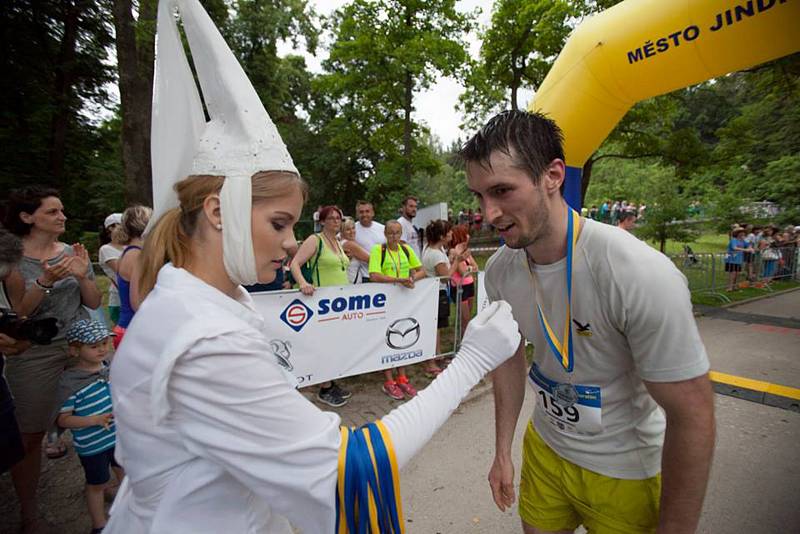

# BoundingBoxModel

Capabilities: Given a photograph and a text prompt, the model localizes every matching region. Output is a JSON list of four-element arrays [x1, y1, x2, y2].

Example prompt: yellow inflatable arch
[[529, 0, 800, 208]]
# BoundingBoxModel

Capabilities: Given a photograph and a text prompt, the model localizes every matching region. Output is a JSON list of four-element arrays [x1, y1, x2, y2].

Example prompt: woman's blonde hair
[[138, 171, 307, 298], [118, 205, 153, 244], [341, 217, 356, 234]]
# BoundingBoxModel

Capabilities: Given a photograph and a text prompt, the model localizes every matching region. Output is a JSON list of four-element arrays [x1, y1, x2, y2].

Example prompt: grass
[[645, 233, 729, 255], [691, 279, 799, 306]]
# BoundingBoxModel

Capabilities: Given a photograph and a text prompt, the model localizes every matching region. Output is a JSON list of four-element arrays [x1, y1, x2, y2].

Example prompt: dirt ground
[[0, 367, 447, 534]]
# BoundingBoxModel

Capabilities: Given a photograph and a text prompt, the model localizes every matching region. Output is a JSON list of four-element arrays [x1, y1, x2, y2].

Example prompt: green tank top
[[315, 235, 350, 287]]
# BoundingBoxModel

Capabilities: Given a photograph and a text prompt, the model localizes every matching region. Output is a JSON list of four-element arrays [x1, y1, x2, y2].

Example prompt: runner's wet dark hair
[[459, 110, 565, 186]]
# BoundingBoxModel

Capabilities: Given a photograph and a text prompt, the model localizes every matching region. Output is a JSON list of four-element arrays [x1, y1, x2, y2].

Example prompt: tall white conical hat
[[151, 0, 298, 285]]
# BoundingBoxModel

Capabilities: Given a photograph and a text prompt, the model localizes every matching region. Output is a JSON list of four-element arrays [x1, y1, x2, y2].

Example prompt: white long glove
[[382, 301, 521, 468]]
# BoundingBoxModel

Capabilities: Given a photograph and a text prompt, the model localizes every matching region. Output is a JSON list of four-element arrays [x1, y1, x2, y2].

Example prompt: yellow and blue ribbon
[[336, 420, 404, 534], [534, 208, 581, 373]]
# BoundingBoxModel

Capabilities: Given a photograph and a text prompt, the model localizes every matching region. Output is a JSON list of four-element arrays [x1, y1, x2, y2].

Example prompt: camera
[[0, 309, 58, 345]]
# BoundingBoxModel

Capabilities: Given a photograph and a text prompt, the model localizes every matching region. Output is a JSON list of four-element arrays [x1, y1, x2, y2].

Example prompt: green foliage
[[635, 170, 700, 252], [588, 54, 799, 226], [459, 0, 578, 127], [317, 0, 473, 212]]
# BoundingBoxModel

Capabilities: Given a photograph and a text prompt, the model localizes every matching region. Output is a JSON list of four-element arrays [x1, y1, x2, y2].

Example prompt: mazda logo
[[385, 318, 420, 350]]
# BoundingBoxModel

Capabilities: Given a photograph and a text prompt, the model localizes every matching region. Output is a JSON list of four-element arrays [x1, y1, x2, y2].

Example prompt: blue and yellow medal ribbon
[[336, 419, 405, 534], [532, 208, 581, 373]]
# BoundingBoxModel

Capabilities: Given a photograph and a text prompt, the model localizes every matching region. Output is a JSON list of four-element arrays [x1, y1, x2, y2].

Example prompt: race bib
[[528, 363, 603, 435]]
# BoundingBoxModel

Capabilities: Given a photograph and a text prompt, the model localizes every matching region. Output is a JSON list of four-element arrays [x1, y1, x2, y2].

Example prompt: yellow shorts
[[519, 422, 661, 534]]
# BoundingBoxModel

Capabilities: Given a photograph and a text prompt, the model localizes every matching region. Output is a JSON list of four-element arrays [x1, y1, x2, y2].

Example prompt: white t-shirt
[[353, 221, 385, 281], [398, 216, 421, 257], [422, 246, 449, 290], [485, 218, 709, 479], [98, 244, 123, 306]]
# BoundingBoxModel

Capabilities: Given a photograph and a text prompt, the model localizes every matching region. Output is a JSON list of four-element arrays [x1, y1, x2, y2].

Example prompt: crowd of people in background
[[584, 199, 645, 226], [298, 197, 481, 406], [724, 223, 800, 291]]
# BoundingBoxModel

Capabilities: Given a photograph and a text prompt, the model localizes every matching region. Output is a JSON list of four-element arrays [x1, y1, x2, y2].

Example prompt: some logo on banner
[[280, 299, 314, 332], [385, 318, 421, 349]]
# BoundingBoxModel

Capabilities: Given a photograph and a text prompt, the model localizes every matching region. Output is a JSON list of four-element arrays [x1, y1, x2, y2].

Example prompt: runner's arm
[[488, 341, 527, 511], [645, 374, 715, 534]]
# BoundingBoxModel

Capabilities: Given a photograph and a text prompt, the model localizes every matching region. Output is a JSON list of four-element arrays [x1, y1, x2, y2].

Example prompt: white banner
[[250, 278, 439, 387]]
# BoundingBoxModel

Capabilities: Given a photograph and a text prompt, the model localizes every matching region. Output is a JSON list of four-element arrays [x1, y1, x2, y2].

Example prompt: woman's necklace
[[322, 231, 347, 271]]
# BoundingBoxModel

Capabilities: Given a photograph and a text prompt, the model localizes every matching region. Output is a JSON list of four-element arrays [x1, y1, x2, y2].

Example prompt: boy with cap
[[57, 319, 123, 534]]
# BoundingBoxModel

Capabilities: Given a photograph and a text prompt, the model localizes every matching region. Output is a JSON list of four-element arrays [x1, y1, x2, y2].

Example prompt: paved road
[[402, 385, 800, 533], [400, 290, 800, 532]]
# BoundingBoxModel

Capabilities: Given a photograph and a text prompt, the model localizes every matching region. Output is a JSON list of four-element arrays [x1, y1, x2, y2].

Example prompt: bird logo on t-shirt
[[573, 319, 593, 337]]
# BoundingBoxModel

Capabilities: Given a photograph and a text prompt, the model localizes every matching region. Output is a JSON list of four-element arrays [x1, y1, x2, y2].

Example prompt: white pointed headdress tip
[[152, 0, 299, 284], [171, 0, 299, 181]]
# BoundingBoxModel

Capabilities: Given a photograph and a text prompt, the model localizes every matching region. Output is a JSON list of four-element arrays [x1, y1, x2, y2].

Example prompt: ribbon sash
[[530, 208, 581, 373]]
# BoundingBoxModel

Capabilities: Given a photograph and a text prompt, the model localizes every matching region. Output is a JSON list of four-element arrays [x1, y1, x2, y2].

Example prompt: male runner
[[461, 110, 715, 534]]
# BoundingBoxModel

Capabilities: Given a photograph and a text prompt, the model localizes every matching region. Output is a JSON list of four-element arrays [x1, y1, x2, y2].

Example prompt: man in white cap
[[98, 213, 124, 324]]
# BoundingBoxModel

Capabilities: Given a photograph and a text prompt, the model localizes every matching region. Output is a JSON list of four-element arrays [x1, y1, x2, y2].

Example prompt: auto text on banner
[[250, 278, 439, 387]]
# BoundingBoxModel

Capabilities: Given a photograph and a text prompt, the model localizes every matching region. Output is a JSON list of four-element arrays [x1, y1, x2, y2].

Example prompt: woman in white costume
[[105, 1, 520, 533]]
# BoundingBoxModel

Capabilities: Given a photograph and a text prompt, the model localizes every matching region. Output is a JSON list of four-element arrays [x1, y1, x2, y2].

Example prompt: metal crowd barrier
[[670, 246, 799, 302]]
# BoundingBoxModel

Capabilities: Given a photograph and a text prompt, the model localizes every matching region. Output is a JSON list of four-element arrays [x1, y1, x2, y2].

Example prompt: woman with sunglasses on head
[[290, 205, 353, 407]]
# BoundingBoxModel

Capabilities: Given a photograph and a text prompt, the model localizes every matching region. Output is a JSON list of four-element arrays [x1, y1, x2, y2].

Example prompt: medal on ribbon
[[529, 208, 582, 408]]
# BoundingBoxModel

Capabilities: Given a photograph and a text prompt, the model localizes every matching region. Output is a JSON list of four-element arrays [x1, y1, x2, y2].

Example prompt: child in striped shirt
[[57, 319, 123, 534]]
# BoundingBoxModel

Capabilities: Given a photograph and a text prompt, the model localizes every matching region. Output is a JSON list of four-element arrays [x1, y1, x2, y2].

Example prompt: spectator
[[610, 200, 621, 225], [3, 185, 101, 531], [113, 205, 152, 349], [57, 319, 124, 534], [599, 200, 609, 222], [474, 207, 484, 233], [744, 224, 757, 282], [290, 206, 352, 407], [449, 225, 479, 338], [588, 205, 598, 220], [776, 229, 797, 279], [0, 229, 29, 478], [398, 196, 421, 257], [368, 220, 426, 400], [312, 205, 322, 233], [421, 220, 467, 377], [352, 200, 385, 283], [759, 226, 780, 283], [340, 218, 370, 284], [725, 227, 751, 291], [98, 213, 124, 326], [617, 210, 637, 232]]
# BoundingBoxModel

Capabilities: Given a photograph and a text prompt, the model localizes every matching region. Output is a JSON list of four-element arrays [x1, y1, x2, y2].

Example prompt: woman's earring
[[216, 223, 222, 230]]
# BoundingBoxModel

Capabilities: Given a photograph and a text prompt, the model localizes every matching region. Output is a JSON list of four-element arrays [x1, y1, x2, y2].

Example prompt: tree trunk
[[581, 156, 595, 206], [48, 1, 80, 183], [402, 6, 414, 183], [403, 69, 413, 183], [113, 0, 156, 206]]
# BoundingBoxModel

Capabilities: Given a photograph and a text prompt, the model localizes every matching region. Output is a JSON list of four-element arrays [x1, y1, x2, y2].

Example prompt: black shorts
[[725, 263, 742, 272], [450, 282, 475, 302], [0, 404, 24, 474], [79, 446, 120, 485], [437, 289, 450, 329], [743, 252, 753, 263]]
